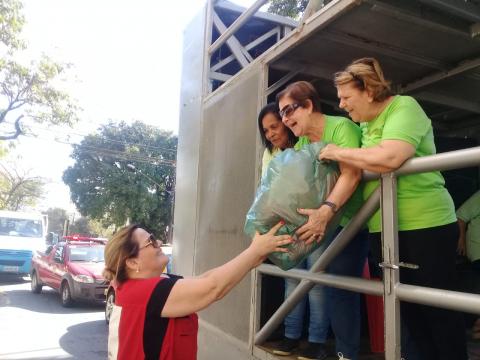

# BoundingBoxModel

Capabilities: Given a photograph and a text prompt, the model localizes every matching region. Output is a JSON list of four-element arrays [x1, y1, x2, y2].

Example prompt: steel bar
[[301, 0, 325, 24], [323, 29, 446, 70], [212, 12, 251, 68], [401, 57, 480, 93], [266, 68, 305, 95], [209, 0, 269, 55], [211, 27, 280, 72], [419, 0, 480, 23], [209, 71, 232, 82], [365, 0, 470, 38], [203, 0, 215, 95], [415, 91, 480, 114], [259, 266, 383, 296], [380, 173, 401, 360], [394, 146, 480, 176], [363, 146, 480, 181], [254, 187, 381, 345], [397, 284, 480, 315]]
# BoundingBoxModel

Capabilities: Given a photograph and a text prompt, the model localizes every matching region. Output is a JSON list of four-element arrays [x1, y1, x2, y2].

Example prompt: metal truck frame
[[174, 1, 480, 359]]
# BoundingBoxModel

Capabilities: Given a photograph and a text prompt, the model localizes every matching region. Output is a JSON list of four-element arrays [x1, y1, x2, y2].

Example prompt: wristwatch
[[321, 201, 338, 213]]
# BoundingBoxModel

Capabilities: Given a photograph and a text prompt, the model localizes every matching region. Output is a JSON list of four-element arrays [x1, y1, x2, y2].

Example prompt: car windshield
[[68, 246, 105, 262], [0, 217, 43, 238]]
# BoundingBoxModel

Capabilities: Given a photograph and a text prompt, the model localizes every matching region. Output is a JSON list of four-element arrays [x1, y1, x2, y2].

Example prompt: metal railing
[[254, 146, 480, 360]]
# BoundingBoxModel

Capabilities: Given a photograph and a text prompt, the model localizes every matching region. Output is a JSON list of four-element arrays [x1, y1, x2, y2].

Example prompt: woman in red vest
[[103, 223, 291, 360]]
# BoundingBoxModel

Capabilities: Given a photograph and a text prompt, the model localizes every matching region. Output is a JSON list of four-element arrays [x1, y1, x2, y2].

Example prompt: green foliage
[[68, 217, 91, 236], [63, 121, 177, 239], [0, 160, 45, 210], [45, 207, 68, 235], [0, 0, 26, 51], [268, 0, 309, 19], [83, 218, 115, 238], [0, 0, 80, 140], [45, 207, 115, 238]]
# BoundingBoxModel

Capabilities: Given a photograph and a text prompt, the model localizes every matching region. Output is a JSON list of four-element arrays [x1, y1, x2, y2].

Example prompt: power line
[[25, 123, 179, 154], [21, 133, 176, 167], [4, 119, 178, 154]]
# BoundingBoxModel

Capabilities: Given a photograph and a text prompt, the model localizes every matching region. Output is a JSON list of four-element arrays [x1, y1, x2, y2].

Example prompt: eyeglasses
[[279, 103, 301, 118], [139, 234, 161, 250]]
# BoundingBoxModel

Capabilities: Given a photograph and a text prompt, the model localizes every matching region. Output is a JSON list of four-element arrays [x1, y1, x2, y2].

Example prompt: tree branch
[[0, 114, 24, 140]]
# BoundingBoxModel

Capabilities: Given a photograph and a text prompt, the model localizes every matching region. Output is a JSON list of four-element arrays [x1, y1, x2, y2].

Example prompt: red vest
[[109, 276, 198, 360]]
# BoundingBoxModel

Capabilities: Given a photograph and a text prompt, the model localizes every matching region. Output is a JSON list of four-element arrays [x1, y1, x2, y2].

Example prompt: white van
[[0, 210, 48, 275]]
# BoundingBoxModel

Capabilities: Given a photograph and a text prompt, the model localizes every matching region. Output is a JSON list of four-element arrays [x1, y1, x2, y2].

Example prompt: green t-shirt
[[261, 147, 281, 175], [362, 95, 456, 232], [294, 115, 364, 227], [456, 190, 480, 262]]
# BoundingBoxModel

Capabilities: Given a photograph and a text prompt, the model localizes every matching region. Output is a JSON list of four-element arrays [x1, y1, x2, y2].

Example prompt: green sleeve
[[381, 97, 429, 148], [261, 148, 272, 176], [331, 120, 361, 149], [456, 190, 480, 222], [294, 136, 310, 151]]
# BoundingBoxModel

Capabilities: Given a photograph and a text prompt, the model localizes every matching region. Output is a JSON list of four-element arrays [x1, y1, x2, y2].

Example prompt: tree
[[268, 0, 309, 19], [68, 216, 91, 235], [0, 0, 80, 140], [63, 121, 177, 239], [0, 160, 45, 210], [45, 207, 68, 235]]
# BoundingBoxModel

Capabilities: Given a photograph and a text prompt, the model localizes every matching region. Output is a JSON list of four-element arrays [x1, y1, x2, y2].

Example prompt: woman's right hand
[[457, 234, 466, 256], [250, 221, 292, 259]]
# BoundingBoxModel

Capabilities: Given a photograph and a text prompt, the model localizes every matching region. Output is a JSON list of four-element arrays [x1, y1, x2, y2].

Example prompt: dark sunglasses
[[139, 234, 161, 250], [279, 103, 301, 118]]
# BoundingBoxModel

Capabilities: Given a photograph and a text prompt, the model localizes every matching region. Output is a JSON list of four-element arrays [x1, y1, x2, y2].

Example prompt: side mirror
[[46, 232, 59, 245]]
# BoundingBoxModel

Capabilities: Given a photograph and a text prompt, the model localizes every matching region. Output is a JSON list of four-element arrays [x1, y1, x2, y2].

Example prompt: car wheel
[[61, 281, 74, 307], [30, 271, 42, 294], [105, 290, 115, 324]]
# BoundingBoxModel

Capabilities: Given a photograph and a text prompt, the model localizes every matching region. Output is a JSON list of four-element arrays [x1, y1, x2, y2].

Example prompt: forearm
[[335, 147, 400, 173], [201, 247, 262, 301], [458, 219, 467, 240], [325, 166, 360, 209]]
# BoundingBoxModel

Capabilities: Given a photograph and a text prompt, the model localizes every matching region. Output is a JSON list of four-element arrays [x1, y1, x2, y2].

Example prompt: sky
[[5, 0, 256, 213]]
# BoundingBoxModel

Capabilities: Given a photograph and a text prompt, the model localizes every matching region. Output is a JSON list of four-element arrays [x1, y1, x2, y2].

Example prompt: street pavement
[[0, 274, 107, 360]]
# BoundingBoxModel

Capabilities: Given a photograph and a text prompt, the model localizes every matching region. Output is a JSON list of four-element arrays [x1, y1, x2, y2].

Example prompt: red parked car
[[30, 235, 108, 307]]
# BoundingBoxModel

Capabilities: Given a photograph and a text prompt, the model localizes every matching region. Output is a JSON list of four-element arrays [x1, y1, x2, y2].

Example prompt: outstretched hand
[[251, 221, 293, 258]]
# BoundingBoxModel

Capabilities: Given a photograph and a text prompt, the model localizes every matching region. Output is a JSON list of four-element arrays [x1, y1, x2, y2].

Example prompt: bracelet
[[321, 201, 338, 213]]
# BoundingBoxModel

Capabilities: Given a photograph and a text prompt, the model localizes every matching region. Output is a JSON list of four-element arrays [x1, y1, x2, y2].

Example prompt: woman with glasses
[[103, 223, 292, 360], [257, 103, 331, 360], [319, 57, 467, 360], [276, 81, 368, 360]]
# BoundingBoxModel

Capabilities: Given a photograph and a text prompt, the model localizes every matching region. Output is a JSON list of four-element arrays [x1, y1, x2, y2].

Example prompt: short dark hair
[[257, 103, 297, 153], [276, 81, 323, 113]]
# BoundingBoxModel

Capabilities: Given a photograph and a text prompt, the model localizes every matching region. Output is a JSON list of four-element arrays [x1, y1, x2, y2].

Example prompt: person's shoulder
[[163, 273, 183, 281], [326, 114, 360, 133], [294, 136, 310, 150], [326, 114, 356, 125], [391, 95, 421, 110]]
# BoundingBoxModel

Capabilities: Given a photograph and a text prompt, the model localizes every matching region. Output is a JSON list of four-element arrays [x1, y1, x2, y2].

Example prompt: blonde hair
[[334, 57, 393, 102], [103, 224, 140, 284]]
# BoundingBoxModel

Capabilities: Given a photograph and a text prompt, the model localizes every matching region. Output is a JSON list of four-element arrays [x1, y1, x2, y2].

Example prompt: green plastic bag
[[244, 142, 343, 270]]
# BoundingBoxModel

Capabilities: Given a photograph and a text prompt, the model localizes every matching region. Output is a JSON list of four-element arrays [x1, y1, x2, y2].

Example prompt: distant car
[[30, 236, 108, 307], [104, 243, 173, 323]]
